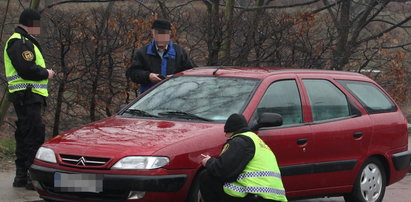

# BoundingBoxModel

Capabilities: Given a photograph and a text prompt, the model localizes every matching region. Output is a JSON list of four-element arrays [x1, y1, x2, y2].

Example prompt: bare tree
[[2, 0, 409, 136], [322, 0, 411, 70]]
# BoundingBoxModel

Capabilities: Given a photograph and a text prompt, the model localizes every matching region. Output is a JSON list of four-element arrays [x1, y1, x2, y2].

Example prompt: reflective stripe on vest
[[8, 83, 48, 91], [223, 132, 288, 202], [4, 32, 48, 97], [6, 74, 21, 82], [224, 183, 286, 196], [237, 171, 282, 181]]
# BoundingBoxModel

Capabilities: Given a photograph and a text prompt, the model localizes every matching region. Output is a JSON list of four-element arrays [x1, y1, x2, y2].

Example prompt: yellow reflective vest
[[4, 32, 48, 97], [223, 132, 288, 201]]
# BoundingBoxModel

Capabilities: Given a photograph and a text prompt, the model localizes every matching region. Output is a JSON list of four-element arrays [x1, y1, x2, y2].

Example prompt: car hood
[[45, 116, 221, 157]]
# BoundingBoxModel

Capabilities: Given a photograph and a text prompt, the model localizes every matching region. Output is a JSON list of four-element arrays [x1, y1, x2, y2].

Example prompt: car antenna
[[212, 67, 221, 76]]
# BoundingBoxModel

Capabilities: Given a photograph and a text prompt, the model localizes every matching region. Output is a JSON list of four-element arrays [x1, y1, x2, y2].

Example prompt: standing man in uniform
[[200, 114, 287, 202], [126, 18, 195, 94], [3, 8, 55, 190]]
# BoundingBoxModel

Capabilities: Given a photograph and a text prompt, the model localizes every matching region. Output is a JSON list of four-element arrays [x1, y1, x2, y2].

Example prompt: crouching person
[[200, 113, 287, 202]]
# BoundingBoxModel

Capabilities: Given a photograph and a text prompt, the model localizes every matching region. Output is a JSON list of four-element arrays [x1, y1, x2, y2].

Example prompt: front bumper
[[392, 150, 411, 171], [30, 164, 187, 201]]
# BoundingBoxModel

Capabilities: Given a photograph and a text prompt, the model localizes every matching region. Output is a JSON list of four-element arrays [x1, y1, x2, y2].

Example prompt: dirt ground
[[0, 155, 14, 172]]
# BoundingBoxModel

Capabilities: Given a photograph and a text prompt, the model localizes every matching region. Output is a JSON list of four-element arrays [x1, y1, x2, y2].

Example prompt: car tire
[[344, 157, 386, 202], [186, 172, 204, 202]]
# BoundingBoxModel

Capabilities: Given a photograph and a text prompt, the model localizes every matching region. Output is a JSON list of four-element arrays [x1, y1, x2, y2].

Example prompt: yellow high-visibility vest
[[4, 32, 48, 97], [223, 131, 288, 201]]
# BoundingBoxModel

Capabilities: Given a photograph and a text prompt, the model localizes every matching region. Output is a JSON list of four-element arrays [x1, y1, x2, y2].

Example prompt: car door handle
[[296, 138, 308, 145], [353, 132, 363, 138]]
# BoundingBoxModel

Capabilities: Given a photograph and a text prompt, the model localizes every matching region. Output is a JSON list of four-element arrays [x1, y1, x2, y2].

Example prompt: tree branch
[[356, 15, 411, 44], [202, 0, 321, 11], [350, 0, 382, 44], [359, 0, 389, 32], [370, 19, 411, 28], [40, 0, 123, 13], [312, 0, 342, 14], [0, 0, 11, 46], [169, 0, 200, 13], [382, 42, 411, 49], [238, 0, 321, 11], [321, 0, 339, 29]]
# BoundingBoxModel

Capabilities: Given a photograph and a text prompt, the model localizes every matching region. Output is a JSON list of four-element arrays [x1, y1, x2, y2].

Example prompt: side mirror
[[255, 113, 283, 130]]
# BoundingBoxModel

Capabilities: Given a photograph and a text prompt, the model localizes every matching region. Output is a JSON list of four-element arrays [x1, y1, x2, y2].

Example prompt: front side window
[[123, 76, 259, 121], [337, 80, 396, 114], [254, 80, 302, 125], [303, 79, 350, 121]]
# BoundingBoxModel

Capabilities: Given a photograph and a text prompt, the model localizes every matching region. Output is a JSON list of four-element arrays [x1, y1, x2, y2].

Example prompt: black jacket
[[6, 26, 48, 104], [205, 133, 255, 182], [126, 40, 194, 85]]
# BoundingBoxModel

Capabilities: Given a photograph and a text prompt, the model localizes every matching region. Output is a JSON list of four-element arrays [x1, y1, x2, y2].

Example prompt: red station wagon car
[[30, 67, 411, 202]]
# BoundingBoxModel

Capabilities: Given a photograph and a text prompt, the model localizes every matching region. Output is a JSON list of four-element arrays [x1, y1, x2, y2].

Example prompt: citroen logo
[[76, 157, 86, 166]]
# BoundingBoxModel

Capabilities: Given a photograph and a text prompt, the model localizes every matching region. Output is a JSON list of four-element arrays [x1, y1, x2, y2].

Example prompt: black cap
[[152, 19, 171, 30], [19, 8, 41, 27], [224, 114, 249, 133]]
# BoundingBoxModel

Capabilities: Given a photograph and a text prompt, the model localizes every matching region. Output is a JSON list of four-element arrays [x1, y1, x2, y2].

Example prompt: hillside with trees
[[1, 0, 410, 138]]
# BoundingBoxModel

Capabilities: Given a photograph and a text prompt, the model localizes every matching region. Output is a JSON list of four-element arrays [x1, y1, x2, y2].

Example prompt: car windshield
[[122, 76, 259, 121]]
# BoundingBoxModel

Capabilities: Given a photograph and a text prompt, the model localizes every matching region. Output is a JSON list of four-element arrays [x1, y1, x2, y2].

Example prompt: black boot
[[25, 172, 35, 190], [12, 166, 27, 187]]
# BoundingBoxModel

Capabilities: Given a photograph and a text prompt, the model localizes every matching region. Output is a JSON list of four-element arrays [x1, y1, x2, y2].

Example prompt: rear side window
[[337, 80, 396, 114], [303, 79, 350, 121], [255, 80, 302, 125]]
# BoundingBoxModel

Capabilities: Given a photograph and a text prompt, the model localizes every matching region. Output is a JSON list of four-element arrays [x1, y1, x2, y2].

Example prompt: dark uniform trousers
[[200, 170, 279, 202], [13, 97, 45, 172]]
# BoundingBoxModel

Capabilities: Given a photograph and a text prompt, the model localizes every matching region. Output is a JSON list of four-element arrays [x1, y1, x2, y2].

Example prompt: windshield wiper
[[158, 110, 211, 121], [122, 109, 159, 118]]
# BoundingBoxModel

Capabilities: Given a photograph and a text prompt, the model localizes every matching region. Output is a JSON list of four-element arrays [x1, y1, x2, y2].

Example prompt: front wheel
[[186, 172, 204, 202], [344, 157, 386, 202]]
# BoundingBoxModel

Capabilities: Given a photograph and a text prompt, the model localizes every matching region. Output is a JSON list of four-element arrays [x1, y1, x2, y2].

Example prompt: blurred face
[[152, 29, 170, 50], [26, 20, 41, 35], [225, 132, 233, 139]]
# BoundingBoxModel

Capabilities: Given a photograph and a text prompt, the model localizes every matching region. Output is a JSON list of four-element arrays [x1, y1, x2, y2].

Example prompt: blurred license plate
[[54, 172, 103, 193]]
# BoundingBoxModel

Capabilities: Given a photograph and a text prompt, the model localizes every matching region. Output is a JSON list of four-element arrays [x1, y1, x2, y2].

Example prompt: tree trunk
[[52, 37, 71, 136], [235, 0, 265, 65], [331, 0, 351, 70], [219, 0, 234, 65], [30, 0, 40, 9], [53, 79, 65, 136], [89, 2, 115, 122], [90, 62, 100, 122], [157, 0, 170, 19], [205, 0, 221, 65], [0, 92, 10, 127], [105, 52, 114, 117]]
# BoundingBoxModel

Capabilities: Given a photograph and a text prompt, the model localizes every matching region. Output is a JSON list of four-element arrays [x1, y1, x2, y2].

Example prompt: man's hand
[[149, 73, 163, 83], [47, 69, 55, 79], [201, 154, 211, 166]]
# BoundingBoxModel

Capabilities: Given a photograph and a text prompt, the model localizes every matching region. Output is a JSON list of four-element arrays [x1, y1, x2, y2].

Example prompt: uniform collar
[[16, 26, 34, 40], [15, 26, 42, 51]]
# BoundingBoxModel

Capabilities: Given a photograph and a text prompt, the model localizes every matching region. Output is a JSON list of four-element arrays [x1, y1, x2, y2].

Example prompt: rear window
[[337, 80, 396, 114], [303, 79, 350, 121]]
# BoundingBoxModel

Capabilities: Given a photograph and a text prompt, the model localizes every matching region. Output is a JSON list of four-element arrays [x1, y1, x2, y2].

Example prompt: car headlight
[[111, 156, 169, 170], [35, 147, 57, 163]]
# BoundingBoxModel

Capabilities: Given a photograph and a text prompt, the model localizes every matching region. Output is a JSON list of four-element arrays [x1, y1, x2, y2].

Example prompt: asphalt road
[[291, 173, 411, 202], [1, 171, 410, 202]]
